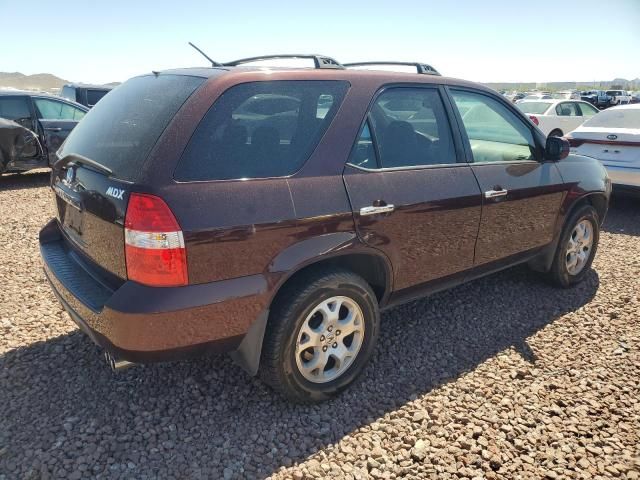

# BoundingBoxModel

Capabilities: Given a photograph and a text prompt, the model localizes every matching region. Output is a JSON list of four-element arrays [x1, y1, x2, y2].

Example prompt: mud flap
[[229, 309, 269, 376]]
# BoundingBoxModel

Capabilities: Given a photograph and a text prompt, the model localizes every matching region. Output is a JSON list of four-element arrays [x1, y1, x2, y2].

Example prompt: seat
[[250, 126, 281, 176], [380, 121, 420, 168]]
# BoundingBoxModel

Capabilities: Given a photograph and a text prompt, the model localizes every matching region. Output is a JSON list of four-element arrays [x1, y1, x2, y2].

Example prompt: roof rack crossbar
[[224, 54, 343, 69], [343, 61, 441, 76]]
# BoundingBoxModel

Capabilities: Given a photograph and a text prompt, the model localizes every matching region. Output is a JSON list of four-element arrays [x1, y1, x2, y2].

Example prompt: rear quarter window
[[58, 74, 204, 181], [175, 80, 349, 181]]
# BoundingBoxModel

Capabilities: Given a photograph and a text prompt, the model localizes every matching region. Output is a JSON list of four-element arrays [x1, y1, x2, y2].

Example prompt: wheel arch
[[529, 191, 608, 273], [231, 248, 393, 376]]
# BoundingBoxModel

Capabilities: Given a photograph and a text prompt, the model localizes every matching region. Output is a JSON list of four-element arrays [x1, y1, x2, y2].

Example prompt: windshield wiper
[[53, 153, 113, 176]]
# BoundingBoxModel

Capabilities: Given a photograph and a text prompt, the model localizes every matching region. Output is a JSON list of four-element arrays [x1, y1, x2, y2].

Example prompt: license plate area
[[54, 185, 85, 244]]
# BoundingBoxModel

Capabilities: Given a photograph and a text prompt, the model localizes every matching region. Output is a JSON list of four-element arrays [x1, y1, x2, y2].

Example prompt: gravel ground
[[0, 171, 638, 480]]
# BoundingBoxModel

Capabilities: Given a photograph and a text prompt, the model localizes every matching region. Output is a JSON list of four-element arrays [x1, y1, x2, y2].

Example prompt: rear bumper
[[39, 219, 271, 363], [603, 164, 640, 188]]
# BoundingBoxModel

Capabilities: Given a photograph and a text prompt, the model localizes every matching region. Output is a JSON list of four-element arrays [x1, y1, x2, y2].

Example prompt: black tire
[[259, 268, 380, 403], [547, 204, 599, 288], [548, 129, 563, 137]]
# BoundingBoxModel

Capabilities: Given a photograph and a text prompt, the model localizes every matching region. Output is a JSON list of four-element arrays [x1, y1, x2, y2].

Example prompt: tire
[[548, 129, 563, 137], [259, 268, 380, 403], [547, 204, 599, 288]]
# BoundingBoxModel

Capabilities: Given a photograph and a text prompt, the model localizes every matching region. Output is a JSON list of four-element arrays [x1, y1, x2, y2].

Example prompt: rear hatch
[[51, 73, 205, 280]]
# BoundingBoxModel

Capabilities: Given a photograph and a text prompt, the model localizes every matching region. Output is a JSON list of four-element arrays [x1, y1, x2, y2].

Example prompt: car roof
[[150, 65, 491, 92], [0, 89, 58, 97], [0, 89, 89, 110]]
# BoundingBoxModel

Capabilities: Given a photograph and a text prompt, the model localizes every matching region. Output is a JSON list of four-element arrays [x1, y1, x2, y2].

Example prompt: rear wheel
[[547, 205, 599, 288], [259, 268, 379, 403], [548, 129, 563, 137]]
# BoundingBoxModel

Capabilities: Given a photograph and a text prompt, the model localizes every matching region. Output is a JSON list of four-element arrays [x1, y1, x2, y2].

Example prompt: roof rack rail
[[343, 61, 441, 76], [224, 54, 343, 69]]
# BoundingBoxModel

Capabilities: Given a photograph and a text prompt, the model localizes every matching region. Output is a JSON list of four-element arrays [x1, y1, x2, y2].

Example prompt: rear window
[[175, 80, 349, 181], [86, 89, 109, 106], [58, 74, 204, 181], [583, 108, 640, 129], [517, 102, 552, 114]]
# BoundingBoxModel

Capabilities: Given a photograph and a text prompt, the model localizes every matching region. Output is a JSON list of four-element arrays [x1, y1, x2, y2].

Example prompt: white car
[[553, 90, 581, 100], [567, 104, 640, 194], [516, 99, 600, 136], [606, 90, 632, 106]]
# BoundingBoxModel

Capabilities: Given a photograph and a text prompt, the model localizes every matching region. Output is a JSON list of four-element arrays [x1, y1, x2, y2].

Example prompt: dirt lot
[[0, 171, 638, 480]]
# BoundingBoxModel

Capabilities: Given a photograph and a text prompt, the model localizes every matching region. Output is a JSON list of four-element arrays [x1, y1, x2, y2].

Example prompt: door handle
[[44, 127, 62, 132], [360, 204, 395, 216], [484, 189, 508, 199]]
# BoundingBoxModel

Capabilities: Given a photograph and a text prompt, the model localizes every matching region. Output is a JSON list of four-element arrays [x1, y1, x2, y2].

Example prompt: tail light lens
[[124, 193, 188, 287], [529, 115, 539, 126], [565, 136, 585, 148]]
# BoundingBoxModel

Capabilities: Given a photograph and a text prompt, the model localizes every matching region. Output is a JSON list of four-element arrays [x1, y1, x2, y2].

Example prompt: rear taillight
[[565, 136, 585, 148], [529, 115, 539, 126], [124, 193, 188, 287]]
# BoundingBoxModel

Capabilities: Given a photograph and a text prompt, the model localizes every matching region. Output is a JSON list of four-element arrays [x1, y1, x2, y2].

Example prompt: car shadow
[[602, 194, 640, 237], [0, 266, 599, 478], [0, 170, 50, 191]]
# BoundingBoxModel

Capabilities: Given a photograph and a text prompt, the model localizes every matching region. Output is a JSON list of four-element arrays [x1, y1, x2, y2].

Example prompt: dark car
[[40, 55, 610, 402], [0, 91, 88, 173], [60, 83, 113, 108], [580, 90, 611, 109]]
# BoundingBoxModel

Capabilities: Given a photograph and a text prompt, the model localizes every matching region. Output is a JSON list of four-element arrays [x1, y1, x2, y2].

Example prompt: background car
[[553, 90, 581, 100], [0, 118, 43, 173], [606, 90, 632, 105], [516, 93, 552, 103], [60, 83, 113, 108], [0, 91, 88, 172], [567, 104, 640, 195], [516, 99, 600, 136], [580, 90, 611, 109]]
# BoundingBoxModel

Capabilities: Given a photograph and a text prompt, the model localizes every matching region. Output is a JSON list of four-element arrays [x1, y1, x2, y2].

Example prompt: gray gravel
[[1, 170, 639, 479]]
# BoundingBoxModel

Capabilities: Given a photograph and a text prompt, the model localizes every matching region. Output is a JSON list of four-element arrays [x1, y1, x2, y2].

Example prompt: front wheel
[[259, 269, 380, 403], [547, 205, 600, 288]]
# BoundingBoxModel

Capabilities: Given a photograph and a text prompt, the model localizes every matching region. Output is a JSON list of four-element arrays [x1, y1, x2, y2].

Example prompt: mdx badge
[[106, 186, 125, 200]]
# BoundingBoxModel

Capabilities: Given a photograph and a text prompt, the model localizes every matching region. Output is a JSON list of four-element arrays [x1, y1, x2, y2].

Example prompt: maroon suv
[[40, 55, 610, 402]]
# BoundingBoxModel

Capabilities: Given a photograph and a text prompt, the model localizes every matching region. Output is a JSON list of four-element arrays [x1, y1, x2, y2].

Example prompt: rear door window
[[175, 80, 349, 181], [555, 102, 579, 116], [58, 74, 204, 181], [351, 87, 457, 169]]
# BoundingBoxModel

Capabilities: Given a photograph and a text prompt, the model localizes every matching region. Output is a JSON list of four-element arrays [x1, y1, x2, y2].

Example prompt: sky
[[1, 0, 638, 85]]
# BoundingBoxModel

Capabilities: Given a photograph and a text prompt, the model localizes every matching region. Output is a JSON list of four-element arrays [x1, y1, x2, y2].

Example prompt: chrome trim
[[346, 162, 466, 173], [360, 204, 395, 216], [484, 189, 508, 199]]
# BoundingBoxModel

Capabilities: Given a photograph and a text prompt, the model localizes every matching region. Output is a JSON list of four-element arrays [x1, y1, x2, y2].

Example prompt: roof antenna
[[188, 42, 222, 67]]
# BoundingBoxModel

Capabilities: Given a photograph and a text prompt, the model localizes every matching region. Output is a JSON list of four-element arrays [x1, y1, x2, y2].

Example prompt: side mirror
[[545, 136, 570, 161]]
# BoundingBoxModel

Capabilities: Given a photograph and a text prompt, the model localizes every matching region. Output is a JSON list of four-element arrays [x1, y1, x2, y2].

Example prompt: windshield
[[517, 102, 552, 114], [58, 74, 204, 181], [583, 108, 640, 129]]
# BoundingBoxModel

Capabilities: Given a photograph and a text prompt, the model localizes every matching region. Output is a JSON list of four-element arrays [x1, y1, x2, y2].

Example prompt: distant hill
[[0, 72, 119, 93], [0, 72, 68, 92]]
